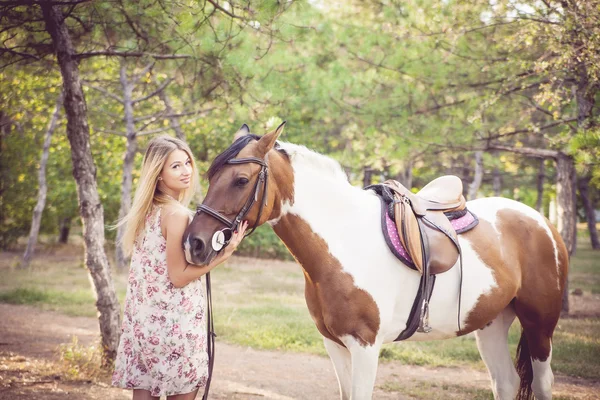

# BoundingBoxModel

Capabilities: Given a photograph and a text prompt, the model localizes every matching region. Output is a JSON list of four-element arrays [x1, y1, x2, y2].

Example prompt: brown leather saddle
[[385, 175, 466, 275], [366, 175, 478, 341]]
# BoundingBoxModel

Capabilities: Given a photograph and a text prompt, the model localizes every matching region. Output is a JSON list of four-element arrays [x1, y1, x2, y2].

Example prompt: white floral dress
[[112, 205, 208, 396]]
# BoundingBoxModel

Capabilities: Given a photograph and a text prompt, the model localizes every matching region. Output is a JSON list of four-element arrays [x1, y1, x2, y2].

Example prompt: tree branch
[[0, 0, 90, 5], [83, 82, 124, 103], [484, 144, 560, 159], [94, 129, 125, 136], [131, 61, 155, 85], [132, 78, 173, 105], [136, 126, 173, 136], [206, 0, 245, 20], [484, 118, 577, 141], [74, 51, 191, 60], [0, 48, 41, 61]]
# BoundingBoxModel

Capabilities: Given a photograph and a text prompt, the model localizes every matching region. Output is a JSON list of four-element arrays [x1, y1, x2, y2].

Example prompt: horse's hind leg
[[474, 306, 520, 400], [514, 298, 558, 400], [324, 338, 352, 400]]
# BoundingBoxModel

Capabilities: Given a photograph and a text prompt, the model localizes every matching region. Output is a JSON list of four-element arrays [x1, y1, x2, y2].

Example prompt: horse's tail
[[515, 328, 534, 400]]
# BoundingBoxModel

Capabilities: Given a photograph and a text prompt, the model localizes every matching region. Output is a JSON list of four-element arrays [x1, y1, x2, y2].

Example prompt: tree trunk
[[21, 93, 63, 268], [159, 90, 185, 140], [578, 175, 600, 249], [556, 154, 577, 314], [467, 151, 483, 200], [536, 159, 545, 214], [395, 159, 413, 189], [58, 216, 71, 243], [363, 166, 374, 187], [41, 4, 121, 365], [115, 62, 136, 271], [461, 155, 471, 197], [492, 167, 501, 196]]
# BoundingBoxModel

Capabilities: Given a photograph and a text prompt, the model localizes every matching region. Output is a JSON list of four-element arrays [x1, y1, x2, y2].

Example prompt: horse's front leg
[[324, 338, 352, 400], [345, 337, 381, 400]]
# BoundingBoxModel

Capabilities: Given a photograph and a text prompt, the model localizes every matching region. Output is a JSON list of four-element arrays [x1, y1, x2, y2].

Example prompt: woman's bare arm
[[163, 207, 247, 288]]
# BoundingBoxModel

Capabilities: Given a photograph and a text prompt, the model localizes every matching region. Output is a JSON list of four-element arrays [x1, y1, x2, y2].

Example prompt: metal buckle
[[211, 228, 232, 251]]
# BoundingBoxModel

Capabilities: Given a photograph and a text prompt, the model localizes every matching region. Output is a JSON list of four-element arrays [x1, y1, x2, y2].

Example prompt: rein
[[196, 156, 268, 399], [196, 157, 269, 250]]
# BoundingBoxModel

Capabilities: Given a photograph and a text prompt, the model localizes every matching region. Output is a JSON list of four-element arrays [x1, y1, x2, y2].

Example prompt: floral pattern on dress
[[112, 206, 208, 397]]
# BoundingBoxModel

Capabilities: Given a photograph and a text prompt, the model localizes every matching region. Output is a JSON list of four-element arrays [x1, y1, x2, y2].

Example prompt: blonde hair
[[118, 135, 199, 256]]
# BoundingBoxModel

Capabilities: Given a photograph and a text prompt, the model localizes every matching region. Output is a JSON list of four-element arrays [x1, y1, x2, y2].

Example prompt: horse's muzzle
[[184, 234, 213, 266]]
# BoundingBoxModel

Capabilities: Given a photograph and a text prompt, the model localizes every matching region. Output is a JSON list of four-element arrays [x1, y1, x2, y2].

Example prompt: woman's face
[[159, 149, 193, 193]]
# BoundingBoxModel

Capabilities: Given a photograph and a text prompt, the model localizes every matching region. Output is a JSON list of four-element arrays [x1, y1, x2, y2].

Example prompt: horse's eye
[[235, 177, 249, 187]]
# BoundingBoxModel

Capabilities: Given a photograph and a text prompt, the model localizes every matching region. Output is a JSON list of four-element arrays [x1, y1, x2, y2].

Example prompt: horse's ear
[[233, 124, 250, 143], [257, 121, 286, 156]]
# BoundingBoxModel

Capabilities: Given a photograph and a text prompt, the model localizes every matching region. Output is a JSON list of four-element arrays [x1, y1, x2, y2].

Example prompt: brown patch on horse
[[263, 149, 294, 222], [458, 209, 567, 361], [457, 217, 520, 335], [497, 211, 564, 358], [273, 214, 380, 347], [511, 215, 567, 362]]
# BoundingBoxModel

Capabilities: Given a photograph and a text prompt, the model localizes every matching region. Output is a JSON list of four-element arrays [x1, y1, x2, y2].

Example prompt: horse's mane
[[207, 134, 288, 179], [277, 142, 349, 183], [208, 135, 347, 183], [207, 135, 260, 179]]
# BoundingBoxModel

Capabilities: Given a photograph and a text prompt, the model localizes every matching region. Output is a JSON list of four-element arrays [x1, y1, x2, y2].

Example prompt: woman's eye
[[235, 177, 249, 187]]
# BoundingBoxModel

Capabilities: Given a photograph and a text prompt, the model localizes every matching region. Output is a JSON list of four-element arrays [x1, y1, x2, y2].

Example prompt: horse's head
[[183, 121, 293, 265]]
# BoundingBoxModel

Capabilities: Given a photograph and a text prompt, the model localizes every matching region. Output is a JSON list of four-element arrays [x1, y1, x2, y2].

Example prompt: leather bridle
[[195, 156, 269, 251]]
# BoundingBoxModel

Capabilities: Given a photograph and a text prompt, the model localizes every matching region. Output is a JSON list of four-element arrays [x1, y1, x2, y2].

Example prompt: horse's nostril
[[191, 237, 205, 257]]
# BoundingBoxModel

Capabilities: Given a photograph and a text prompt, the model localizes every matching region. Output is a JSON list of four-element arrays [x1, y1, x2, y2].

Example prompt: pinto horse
[[183, 123, 568, 400]]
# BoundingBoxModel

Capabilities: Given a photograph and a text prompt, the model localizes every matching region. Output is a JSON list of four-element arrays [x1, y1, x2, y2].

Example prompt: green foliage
[[1, 0, 598, 252], [58, 337, 107, 381], [236, 226, 293, 260], [0, 68, 76, 248], [571, 129, 600, 187]]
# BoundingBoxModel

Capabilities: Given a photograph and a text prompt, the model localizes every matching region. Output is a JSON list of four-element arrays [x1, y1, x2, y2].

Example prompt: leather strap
[[195, 157, 269, 240], [197, 204, 234, 227], [202, 272, 215, 400]]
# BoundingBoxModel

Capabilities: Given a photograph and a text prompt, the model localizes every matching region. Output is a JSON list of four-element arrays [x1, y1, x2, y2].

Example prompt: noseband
[[196, 157, 269, 251]]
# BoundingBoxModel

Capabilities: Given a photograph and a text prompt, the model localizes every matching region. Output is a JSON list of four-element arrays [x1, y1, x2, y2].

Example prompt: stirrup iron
[[417, 300, 432, 333]]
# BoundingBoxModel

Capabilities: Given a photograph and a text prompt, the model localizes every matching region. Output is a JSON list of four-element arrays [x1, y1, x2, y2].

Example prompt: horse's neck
[[287, 168, 372, 223], [272, 167, 381, 280]]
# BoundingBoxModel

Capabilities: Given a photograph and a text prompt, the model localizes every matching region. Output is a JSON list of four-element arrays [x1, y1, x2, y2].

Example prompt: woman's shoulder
[[161, 203, 193, 219], [159, 202, 193, 229]]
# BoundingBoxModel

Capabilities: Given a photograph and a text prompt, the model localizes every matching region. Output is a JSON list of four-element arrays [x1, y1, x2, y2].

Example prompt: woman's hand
[[211, 221, 248, 265], [172, 220, 248, 287]]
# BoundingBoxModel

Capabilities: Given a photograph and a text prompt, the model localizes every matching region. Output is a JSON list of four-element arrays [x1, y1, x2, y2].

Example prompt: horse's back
[[466, 197, 567, 280]]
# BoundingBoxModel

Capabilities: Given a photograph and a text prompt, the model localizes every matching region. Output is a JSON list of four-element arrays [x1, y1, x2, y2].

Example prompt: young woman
[[112, 136, 247, 400]]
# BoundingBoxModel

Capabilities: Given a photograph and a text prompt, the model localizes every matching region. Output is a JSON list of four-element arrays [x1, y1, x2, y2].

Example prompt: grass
[[0, 233, 599, 383], [0, 248, 128, 316], [211, 261, 326, 355], [57, 336, 109, 381], [553, 319, 600, 379], [569, 241, 600, 294]]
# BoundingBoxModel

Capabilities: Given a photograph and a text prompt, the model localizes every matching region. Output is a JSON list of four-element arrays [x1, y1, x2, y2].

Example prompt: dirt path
[[0, 303, 598, 400]]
